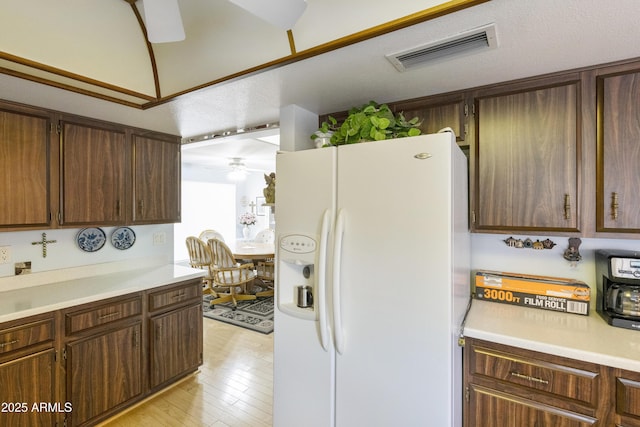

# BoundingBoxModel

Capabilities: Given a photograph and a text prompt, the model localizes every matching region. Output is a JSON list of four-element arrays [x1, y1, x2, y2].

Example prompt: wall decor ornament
[[503, 236, 556, 250], [563, 237, 582, 262]]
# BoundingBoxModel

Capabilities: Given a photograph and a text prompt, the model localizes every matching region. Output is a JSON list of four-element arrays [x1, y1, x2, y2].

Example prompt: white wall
[[174, 180, 235, 263], [471, 233, 640, 290], [177, 162, 274, 262]]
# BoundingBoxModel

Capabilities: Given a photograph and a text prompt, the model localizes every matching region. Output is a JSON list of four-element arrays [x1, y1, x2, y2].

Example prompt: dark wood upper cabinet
[[0, 106, 52, 229], [596, 68, 640, 233], [0, 98, 182, 230], [132, 133, 181, 224], [393, 93, 469, 144], [473, 79, 581, 233], [60, 119, 128, 226]]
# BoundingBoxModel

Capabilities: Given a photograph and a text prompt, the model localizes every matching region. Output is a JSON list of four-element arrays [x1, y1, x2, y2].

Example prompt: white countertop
[[0, 263, 206, 323], [464, 299, 640, 372]]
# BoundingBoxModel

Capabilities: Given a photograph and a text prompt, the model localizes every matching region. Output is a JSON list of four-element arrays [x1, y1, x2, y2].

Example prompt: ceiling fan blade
[[143, 0, 185, 43], [228, 0, 307, 31]]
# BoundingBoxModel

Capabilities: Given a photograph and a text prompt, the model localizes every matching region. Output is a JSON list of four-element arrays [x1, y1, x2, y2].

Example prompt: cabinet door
[[597, 70, 640, 232], [66, 323, 142, 426], [0, 107, 51, 229], [393, 95, 469, 143], [474, 82, 580, 232], [0, 349, 56, 427], [132, 134, 180, 224], [60, 120, 127, 226], [468, 384, 597, 427], [149, 303, 202, 389]]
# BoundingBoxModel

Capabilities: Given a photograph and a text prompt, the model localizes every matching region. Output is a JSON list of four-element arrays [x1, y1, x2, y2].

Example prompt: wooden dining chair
[[254, 228, 275, 244], [185, 236, 215, 295], [207, 238, 256, 308], [255, 260, 274, 297], [199, 229, 225, 243]]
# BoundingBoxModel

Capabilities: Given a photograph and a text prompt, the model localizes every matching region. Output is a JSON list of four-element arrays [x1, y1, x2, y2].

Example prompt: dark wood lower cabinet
[[463, 338, 627, 427], [0, 348, 57, 427], [469, 384, 597, 427], [149, 303, 202, 389], [0, 278, 203, 427], [614, 369, 640, 427], [66, 323, 142, 426]]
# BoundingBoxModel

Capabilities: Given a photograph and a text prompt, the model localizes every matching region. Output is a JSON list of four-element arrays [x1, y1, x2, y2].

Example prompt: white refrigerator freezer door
[[333, 134, 466, 427], [273, 147, 337, 427]]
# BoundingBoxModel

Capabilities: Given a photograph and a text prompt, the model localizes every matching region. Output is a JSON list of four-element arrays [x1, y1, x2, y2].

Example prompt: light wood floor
[[99, 318, 274, 427]]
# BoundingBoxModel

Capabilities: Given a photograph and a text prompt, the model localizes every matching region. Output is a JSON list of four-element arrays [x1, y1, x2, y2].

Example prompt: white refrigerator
[[273, 132, 470, 427]]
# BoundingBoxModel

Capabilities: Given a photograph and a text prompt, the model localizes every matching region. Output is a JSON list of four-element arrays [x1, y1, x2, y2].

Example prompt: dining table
[[230, 240, 275, 261]]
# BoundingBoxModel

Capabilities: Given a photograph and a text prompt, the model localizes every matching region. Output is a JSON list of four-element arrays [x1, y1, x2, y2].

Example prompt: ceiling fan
[[140, 0, 185, 43], [228, 0, 308, 31], [138, 0, 307, 44], [227, 157, 251, 181]]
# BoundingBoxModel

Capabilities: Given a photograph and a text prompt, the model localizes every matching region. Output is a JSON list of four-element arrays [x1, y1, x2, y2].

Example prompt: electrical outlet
[[0, 246, 11, 264], [153, 232, 166, 246], [15, 261, 31, 275]]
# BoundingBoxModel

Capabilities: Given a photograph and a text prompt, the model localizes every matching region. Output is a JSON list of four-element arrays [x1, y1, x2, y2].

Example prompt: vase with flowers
[[239, 212, 257, 239]]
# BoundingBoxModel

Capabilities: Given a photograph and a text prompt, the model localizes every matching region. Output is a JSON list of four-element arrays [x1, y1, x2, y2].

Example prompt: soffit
[[0, 0, 484, 108]]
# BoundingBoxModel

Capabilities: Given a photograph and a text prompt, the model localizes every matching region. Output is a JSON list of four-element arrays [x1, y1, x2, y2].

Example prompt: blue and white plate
[[76, 227, 106, 252], [111, 227, 136, 250]]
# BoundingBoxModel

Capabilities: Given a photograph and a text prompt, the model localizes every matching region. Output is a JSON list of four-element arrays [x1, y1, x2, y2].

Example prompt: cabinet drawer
[[469, 342, 599, 406], [66, 296, 142, 334], [616, 374, 640, 420], [0, 318, 54, 355], [148, 280, 201, 312]]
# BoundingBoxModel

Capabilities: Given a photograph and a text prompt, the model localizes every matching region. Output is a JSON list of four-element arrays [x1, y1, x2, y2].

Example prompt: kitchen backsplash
[[1, 225, 637, 297], [471, 234, 640, 292], [0, 224, 174, 279]]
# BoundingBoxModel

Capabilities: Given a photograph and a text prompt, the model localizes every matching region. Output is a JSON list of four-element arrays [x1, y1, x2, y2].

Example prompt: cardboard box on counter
[[474, 270, 590, 316]]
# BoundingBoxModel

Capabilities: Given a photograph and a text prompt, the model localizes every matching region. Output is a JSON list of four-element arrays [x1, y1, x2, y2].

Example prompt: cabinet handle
[[0, 339, 19, 348], [510, 371, 549, 385], [133, 330, 139, 347], [611, 192, 619, 220], [116, 200, 121, 218], [563, 194, 571, 220], [98, 311, 120, 320], [172, 292, 186, 299], [138, 200, 145, 216]]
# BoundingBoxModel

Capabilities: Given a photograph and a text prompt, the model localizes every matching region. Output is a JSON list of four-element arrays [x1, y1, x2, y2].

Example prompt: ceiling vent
[[386, 23, 497, 72]]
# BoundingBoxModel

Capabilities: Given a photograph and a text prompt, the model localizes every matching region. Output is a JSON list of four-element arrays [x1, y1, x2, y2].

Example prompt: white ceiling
[[1, 0, 639, 173]]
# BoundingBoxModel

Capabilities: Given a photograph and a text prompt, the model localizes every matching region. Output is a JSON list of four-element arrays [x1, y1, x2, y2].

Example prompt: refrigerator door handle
[[317, 209, 332, 351], [332, 208, 346, 354]]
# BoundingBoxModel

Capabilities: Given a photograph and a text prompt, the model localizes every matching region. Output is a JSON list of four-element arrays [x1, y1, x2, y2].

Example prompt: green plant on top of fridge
[[311, 101, 422, 146]]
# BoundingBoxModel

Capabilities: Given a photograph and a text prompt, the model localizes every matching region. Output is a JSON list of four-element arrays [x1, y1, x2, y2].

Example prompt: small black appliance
[[596, 249, 640, 331]]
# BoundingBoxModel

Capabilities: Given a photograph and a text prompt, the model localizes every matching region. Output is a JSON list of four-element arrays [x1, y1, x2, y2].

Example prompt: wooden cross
[[32, 232, 57, 258]]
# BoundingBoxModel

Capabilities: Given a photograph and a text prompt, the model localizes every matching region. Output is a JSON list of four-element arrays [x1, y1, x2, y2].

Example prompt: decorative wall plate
[[111, 227, 136, 250], [77, 227, 106, 252]]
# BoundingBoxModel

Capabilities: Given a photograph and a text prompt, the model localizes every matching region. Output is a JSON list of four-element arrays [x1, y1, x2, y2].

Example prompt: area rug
[[203, 294, 274, 334]]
